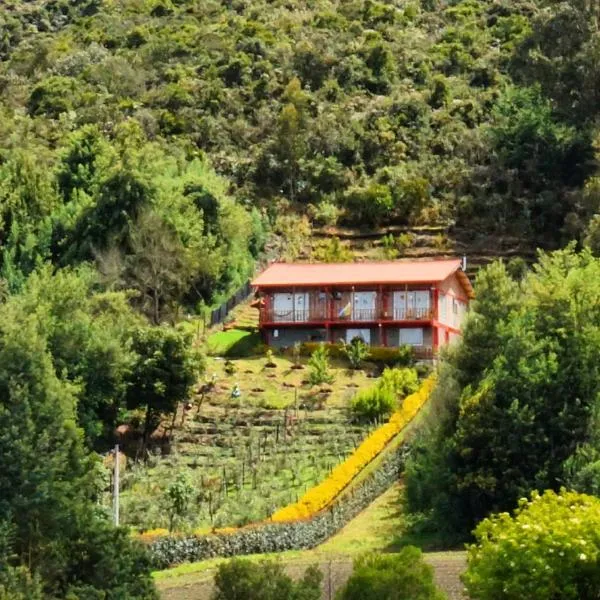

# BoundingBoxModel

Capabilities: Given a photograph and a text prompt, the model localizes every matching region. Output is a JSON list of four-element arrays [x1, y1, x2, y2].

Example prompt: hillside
[[2, 0, 599, 296]]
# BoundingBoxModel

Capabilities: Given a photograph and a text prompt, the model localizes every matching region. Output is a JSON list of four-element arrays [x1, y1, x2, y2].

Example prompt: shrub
[[212, 558, 322, 600], [307, 343, 334, 386], [341, 337, 370, 369], [351, 386, 396, 423], [337, 548, 446, 600], [463, 489, 600, 600], [378, 367, 419, 398]]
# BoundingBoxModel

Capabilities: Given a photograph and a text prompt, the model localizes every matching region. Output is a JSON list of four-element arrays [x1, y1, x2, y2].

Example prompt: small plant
[[291, 341, 303, 369], [224, 360, 237, 375], [307, 343, 334, 386], [164, 473, 196, 532], [340, 337, 370, 370], [264, 348, 276, 368], [381, 233, 399, 259]]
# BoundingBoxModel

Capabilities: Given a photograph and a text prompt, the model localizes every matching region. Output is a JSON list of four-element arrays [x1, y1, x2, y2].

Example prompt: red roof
[[253, 259, 474, 296]]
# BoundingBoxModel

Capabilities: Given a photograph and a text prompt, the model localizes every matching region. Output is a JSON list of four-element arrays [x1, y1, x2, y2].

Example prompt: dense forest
[[2, 0, 600, 597]]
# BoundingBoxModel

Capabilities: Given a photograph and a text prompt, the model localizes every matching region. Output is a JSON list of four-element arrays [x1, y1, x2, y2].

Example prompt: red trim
[[433, 326, 439, 350]]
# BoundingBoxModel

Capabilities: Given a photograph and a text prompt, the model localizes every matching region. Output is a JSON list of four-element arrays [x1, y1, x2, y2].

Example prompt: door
[[393, 291, 406, 319], [346, 328, 371, 344], [352, 291, 376, 321], [294, 292, 309, 322], [414, 291, 430, 319]]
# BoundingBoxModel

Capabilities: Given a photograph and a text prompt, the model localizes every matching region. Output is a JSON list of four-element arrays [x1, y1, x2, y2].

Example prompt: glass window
[[399, 328, 423, 346]]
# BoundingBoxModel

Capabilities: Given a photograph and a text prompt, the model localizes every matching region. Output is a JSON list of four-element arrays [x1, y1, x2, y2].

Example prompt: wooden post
[[113, 444, 120, 526]]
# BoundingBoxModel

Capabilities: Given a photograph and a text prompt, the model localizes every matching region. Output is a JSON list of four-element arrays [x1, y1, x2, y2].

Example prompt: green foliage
[[0, 283, 158, 598], [307, 343, 334, 386], [311, 237, 353, 262], [351, 386, 396, 423], [165, 473, 196, 532], [337, 547, 446, 600], [351, 368, 418, 422], [212, 558, 322, 600], [126, 325, 201, 442], [463, 490, 600, 600], [405, 248, 600, 538], [341, 337, 370, 369], [378, 368, 419, 399]]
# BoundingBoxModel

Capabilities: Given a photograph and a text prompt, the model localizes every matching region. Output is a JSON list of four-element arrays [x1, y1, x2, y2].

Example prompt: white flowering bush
[[463, 489, 600, 600]]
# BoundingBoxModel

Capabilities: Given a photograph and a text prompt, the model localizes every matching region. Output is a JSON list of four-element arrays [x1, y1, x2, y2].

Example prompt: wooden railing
[[261, 306, 433, 324]]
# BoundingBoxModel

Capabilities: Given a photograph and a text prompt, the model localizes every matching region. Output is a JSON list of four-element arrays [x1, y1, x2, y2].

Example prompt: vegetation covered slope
[[1, 0, 600, 265]]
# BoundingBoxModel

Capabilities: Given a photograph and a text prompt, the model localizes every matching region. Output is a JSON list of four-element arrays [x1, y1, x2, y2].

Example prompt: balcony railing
[[391, 307, 433, 320], [261, 306, 434, 324]]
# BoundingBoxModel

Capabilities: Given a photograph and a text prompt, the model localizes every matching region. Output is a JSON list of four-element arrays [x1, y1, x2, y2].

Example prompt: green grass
[[205, 329, 261, 357]]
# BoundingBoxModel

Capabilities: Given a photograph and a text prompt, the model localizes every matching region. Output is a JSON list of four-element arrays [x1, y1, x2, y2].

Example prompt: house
[[251, 258, 474, 358]]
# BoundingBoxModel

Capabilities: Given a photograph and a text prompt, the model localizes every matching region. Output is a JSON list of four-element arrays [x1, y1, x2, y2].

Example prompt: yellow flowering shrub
[[138, 528, 169, 543], [271, 376, 435, 522]]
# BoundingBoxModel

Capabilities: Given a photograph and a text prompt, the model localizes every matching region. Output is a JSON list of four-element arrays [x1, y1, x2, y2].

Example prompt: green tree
[[341, 337, 370, 369], [307, 343, 334, 386], [0, 287, 157, 598], [165, 473, 196, 532], [337, 548, 446, 600], [126, 325, 201, 446], [463, 490, 600, 600]]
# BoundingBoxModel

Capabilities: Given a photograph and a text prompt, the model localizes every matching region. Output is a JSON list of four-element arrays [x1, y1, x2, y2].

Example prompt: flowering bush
[[464, 489, 600, 600], [271, 376, 435, 521]]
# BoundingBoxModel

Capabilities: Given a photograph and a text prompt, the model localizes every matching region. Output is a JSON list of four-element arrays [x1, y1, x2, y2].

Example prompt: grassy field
[[155, 483, 467, 600], [118, 350, 382, 531]]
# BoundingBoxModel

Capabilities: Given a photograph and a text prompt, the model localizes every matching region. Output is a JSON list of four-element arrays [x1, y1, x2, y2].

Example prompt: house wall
[[268, 327, 328, 349], [437, 273, 469, 328]]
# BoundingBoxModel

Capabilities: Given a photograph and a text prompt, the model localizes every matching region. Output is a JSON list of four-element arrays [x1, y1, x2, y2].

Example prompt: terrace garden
[[115, 323, 416, 533]]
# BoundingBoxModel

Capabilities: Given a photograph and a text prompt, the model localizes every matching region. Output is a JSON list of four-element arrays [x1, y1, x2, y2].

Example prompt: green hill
[[2, 0, 599, 296]]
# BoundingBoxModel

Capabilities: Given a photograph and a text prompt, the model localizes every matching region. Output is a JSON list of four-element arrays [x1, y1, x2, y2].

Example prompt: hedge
[[147, 445, 409, 569]]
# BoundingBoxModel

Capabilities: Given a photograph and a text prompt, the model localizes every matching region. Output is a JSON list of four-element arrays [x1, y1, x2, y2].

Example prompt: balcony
[[260, 305, 433, 325]]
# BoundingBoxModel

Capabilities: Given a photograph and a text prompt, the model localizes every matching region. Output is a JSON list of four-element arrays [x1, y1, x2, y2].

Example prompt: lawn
[[118, 353, 381, 531]]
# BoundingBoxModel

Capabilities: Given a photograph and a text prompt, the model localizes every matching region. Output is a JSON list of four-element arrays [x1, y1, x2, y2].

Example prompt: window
[[399, 328, 423, 346], [439, 293, 447, 323]]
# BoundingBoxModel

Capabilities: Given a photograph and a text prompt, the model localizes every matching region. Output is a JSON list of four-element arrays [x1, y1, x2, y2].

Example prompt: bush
[[463, 489, 600, 600], [307, 343, 334, 386], [351, 368, 419, 422], [212, 558, 321, 600], [298, 343, 414, 367], [351, 386, 396, 423], [378, 367, 419, 398], [337, 548, 447, 600]]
